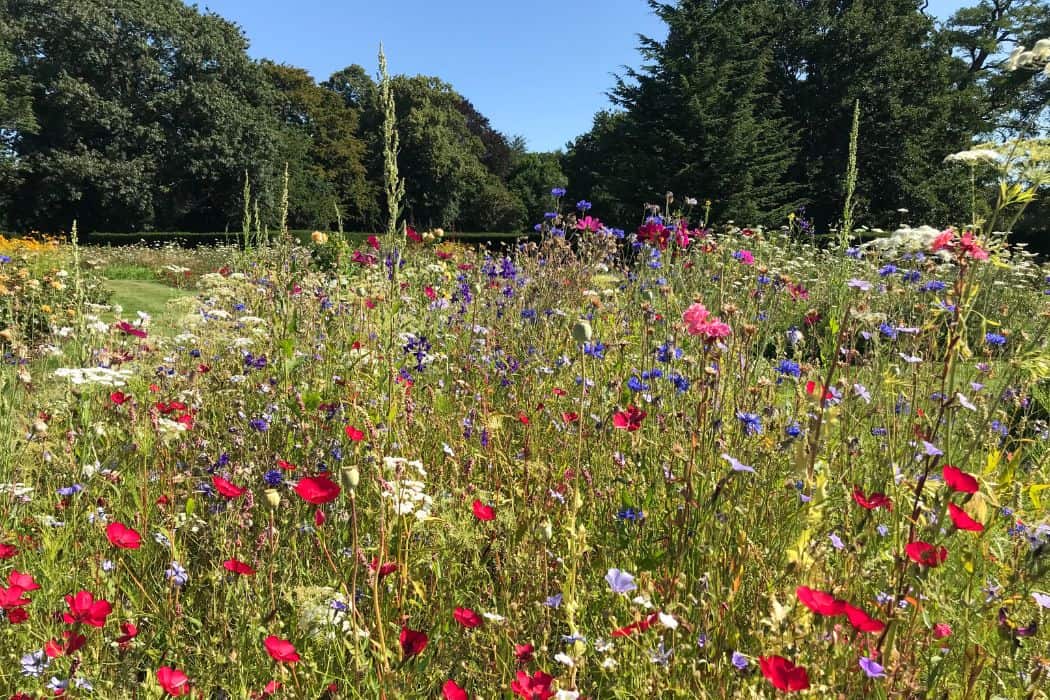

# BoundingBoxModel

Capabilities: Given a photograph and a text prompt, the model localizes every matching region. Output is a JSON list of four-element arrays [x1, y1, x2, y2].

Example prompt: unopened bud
[[572, 320, 592, 344]]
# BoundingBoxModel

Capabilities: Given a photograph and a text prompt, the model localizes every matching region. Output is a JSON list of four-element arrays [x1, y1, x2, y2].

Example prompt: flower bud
[[263, 488, 282, 510], [572, 320, 592, 344], [339, 466, 360, 492]]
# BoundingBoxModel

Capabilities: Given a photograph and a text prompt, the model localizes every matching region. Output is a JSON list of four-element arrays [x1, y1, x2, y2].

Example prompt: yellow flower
[[40, 304, 52, 313], [311, 231, 328, 244]]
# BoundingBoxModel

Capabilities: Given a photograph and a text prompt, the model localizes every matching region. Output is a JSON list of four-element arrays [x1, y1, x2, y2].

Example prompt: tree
[[508, 151, 568, 226], [0, 18, 36, 223], [4, 0, 285, 233], [262, 61, 372, 230]]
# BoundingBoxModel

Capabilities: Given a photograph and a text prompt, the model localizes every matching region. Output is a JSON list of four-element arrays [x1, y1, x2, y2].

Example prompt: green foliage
[[507, 152, 568, 226], [2, 0, 285, 233]]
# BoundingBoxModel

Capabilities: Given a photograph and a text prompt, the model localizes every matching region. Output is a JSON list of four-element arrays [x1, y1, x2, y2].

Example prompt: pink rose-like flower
[[933, 623, 952, 639], [682, 303, 711, 330]]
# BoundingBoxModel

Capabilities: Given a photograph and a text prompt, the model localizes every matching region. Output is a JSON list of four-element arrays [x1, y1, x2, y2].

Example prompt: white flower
[[600, 657, 619, 670], [482, 612, 506, 623], [555, 691, 579, 700], [658, 612, 679, 629], [554, 652, 575, 668]]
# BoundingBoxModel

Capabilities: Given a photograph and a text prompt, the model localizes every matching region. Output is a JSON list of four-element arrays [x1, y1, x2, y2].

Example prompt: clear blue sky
[[192, 0, 968, 152]]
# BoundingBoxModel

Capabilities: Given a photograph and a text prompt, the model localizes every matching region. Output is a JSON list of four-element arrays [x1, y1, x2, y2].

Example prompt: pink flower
[[576, 216, 602, 233], [682, 303, 711, 329], [683, 303, 732, 341], [933, 622, 952, 639]]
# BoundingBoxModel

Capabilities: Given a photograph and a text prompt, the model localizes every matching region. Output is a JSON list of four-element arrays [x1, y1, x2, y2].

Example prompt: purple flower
[[721, 453, 754, 474], [731, 651, 748, 669], [551, 187, 566, 197], [859, 656, 886, 678], [829, 533, 845, 550], [1032, 592, 1050, 609], [605, 568, 637, 594], [922, 441, 943, 457]]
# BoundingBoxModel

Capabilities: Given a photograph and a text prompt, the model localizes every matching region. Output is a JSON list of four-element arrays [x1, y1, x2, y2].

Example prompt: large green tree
[[262, 61, 372, 230], [4, 0, 285, 233]]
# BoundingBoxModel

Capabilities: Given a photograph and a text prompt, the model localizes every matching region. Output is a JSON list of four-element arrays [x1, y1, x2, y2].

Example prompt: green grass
[[103, 279, 192, 329]]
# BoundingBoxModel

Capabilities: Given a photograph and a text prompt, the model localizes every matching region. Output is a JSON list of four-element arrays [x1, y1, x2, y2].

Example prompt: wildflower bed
[[0, 214, 1048, 699]]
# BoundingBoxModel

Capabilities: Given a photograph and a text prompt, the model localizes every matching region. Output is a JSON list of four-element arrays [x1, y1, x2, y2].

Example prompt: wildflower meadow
[[1, 178, 1049, 699]]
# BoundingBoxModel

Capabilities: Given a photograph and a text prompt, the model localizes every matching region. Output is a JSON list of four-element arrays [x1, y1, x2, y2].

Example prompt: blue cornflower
[[731, 651, 749, 669], [985, 332, 1007, 347], [921, 280, 946, 293], [785, 422, 802, 438], [616, 507, 644, 522], [56, 484, 84, 497], [544, 593, 563, 608], [669, 373, 690, 393], [655, 343, 682, 363], [264, 469, 283, 487], [165, 562, 188, 587], [736, 412, 763, 436], [878, 264, 897, 277], [901, 269, 921, 283], [0, 255, 11, 264], [627, 376, 648, 392], [544, 211, 557, 219], [249, 417, 269, 432], [776, 359, 801, 377], [582, 341, 605, 359], [879, 323, 898, 340], [551, 187, 566, 197], [576, 200, 592, 211], [641, 368, 663, 380], [605, 568, 637, 594]]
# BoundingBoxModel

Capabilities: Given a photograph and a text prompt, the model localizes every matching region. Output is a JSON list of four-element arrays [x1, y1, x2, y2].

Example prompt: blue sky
[[193, 0, 969, 152]]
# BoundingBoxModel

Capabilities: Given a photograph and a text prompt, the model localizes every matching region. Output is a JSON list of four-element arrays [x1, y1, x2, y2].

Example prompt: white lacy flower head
[[381, 479, 433, 520], [382, 456, 427, 478], [943, 149, 1003, 165], [54, 367, 134, 387]]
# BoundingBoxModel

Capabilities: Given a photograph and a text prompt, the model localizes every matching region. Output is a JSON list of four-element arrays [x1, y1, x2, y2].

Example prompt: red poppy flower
[[275, 458, 297, 471], [947, 502, 984, 532], [514, 643, 534, 664], [106, 521, 142, 549], [63, 590, 112, 627], [9, 570, 39, 591], [442, 680, 468, 700], [0, 542, 17, 558], [345, 425, 365, 442], [552, 387, 567, 397], [369, 558, 397, 579], [759, 655, 810, 692], [157, 666, 190, 696], [942, 465, 978, 494], [223, 559, 256, 576], [472, 499, 495, 521], [109, 391, 129, 405], [852, 487, 892, 511], [905, 541, 948, 567], [612, 612, 660, 637], [561, 411, 579, 423], [842, 603, 885, 633], [407, 226, 422, 242], [46, 630, 86, 657], [367, 235, 380, 250], [612, 405, 646, 431], [212, 475, 246, 499], [453, 607, 483, 628], [510, 670, 555, 700], [7, 607, 28, 623], [795, 586, 845, 617], [264, 635, 300, 663], [115, 321, 147, 338], [399, 626, 428, 659], [294, 475, 341, 504], [0, 585, 31, 609], [116, 621, 138, 646]]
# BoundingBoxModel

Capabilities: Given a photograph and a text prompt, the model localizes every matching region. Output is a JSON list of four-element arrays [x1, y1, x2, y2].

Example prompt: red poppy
[[472, 499, 495, 521], [424, 286, 438, 301], [852, 487, 892, 511], [223, 559, 256, 576], [116, 621, 138, 646], [407, 226, 422, 242], [454, 607, 483, 628], [8, 570, 39, 591], [442, 680, 468, 700], [0, 585, 31, 609], [45, 630, 86, 657], [842, 603, 885, 633], [369, 558, 397, 579], [514, 643, 534, 664], [106, 521, 142, 549], [795, 586, 845, 617], [115, 321, 147, 338], [345, 425, 365, 442], [612, 405, 646, 431], [157, 666, 190, 696], [561, 412, 579, 423], [7, 607, 28, 623], [552, 387, 567, 397], [294, 475, 341, 504], [264, 635, 300, 663], [612, 612, 660, 637], [947, 502, 984, 532], [63, 590, 112, 627], [758, 655, 810, 692], [0, 542, 17, 558], [212, 475, 246, 499], [942, 465, 978, 494], [275, 458, 297, 471], [367, 235, 380, 250], [905, 541, 948, 567], [510, 670, 555, 700], [399, 626, 429, 659], [109, 391, 129, 405]]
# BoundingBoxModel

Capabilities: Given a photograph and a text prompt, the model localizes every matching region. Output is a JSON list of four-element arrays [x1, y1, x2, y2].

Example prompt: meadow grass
[[0, 218, 1047, 699]]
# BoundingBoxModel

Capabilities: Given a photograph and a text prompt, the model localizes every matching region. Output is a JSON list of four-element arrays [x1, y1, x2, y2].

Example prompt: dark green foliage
[[508, 152, 568, 226], [3, 0, 288, 233]]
